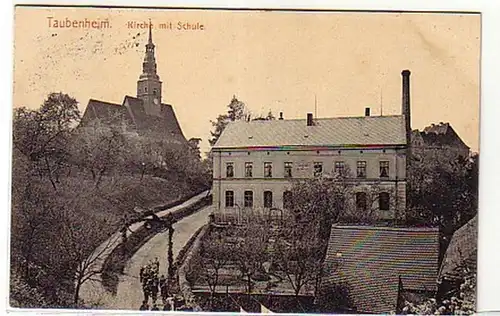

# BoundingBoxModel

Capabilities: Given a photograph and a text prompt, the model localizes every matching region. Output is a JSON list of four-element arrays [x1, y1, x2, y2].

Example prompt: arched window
[[264, 191, 273, 208], [379, 192, 390, 211], [283, 191, 293, 209], [356, 192, 367, 210]]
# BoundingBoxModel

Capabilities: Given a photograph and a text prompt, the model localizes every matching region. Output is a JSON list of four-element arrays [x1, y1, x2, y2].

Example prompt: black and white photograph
[[9, 5, 480, 314]]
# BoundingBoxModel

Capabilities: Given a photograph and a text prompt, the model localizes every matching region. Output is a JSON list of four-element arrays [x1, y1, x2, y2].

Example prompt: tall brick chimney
[[402, 69, 411, 215], [402, 69, 411, 146]]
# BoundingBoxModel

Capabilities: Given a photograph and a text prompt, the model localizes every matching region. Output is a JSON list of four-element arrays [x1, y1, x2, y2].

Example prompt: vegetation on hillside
[[10, 92, 210, 308]]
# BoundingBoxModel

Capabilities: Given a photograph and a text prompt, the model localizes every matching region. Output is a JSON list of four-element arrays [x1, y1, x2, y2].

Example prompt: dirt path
[[79, 191, 210, 308]]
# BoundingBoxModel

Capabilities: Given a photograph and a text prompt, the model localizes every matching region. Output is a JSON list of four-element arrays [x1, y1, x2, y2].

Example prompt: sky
[[13, 7, 480, 154]]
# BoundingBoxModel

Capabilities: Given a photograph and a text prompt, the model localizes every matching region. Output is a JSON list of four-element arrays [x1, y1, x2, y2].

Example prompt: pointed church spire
[[148, 19, 153, 44], [140, 19, 158, 79], [137, 18, 162, 114]]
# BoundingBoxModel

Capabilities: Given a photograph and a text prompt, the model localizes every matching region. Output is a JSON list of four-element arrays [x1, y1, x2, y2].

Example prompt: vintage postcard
[[10, 5, 480, 314]]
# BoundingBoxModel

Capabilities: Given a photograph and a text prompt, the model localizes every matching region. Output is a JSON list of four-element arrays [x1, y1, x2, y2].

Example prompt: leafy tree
[[72, 121, 126, 188], [286, 170, 352, 243], [10, 272, 47, 308], [13, 93, 80, 190], [209, 95, 249, 146], [407, 150, 478, 247]]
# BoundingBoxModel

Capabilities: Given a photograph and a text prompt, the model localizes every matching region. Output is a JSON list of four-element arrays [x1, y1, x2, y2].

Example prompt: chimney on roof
[[307, 113, 314, 126], [365, 107, 370, 117], [279, 112, 284, 120]]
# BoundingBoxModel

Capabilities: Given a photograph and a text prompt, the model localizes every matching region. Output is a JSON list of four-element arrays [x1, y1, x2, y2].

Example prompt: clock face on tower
[[153, 98, 159, 105]]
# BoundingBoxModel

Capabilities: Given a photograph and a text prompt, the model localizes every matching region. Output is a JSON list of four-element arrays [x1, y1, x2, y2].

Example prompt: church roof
[[80, 96, 186, 144], [213, 115, 406, 149], [80, 99, 134, 126], [419, 122, 469, 149], [122, 96, 186, 142], [323, 225, 440, 314]]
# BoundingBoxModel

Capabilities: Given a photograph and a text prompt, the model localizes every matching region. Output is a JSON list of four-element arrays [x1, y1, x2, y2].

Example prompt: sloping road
[[107, 205, 214, 310], [79, 191, 210, 307]]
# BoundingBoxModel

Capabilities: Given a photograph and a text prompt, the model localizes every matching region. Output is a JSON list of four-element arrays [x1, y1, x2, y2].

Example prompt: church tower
[[137, 21, 162, 116]]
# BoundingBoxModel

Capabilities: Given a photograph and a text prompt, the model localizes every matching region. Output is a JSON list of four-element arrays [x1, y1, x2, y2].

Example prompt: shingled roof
[[80, 96, 186, 144], [438, 215, 477, 282], [213, 115, 406, 149], [80, 99, 134, 127], [122, 96, 186, 142], [323, 225, 440, 314]]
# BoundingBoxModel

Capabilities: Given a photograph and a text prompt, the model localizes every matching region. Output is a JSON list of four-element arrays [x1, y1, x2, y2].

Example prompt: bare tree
[[55, 198, 118, 305], [196, 233, 235, 308], [272, 221, 324, 297], [234, 223, 270, 294]]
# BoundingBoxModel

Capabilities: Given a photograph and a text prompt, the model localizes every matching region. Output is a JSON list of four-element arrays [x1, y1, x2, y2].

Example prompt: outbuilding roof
[[322, 225, 440, 314], [212, 115, 407, 149], [438, 215, 477, 282]]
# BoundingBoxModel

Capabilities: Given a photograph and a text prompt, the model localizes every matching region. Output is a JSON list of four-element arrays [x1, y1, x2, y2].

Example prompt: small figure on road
[[151, 304, 159, 311], [139, 300, 149, 311], [159, 274, 167, 300], [139, 265, 145, 283], [150, 278, 159, 304], [154, 257, 160, 271], [142, 280, 151, 303]]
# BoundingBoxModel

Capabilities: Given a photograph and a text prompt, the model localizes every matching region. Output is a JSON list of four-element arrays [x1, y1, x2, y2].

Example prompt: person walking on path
[[151, 304, 160, 311], [159, 275, 167, 301], [150, 277, 159, 304]]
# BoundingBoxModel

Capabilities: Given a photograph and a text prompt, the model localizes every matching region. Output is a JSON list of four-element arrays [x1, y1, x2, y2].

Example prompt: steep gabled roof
[[438, 215, 478, 282], [420, 123, 470, 149], [122, 96, 187, 143], [213, 115, 406, 149], [323, 225, 440, 314], [80, 99, 133, 127]]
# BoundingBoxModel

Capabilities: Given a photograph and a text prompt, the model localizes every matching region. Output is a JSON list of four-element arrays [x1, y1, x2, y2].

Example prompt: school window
[[244, 191, 253, 208], [245, 162, 253, 178], [334, 161, 345, 174], [379, 192, 390, 211], [356, 192, 367, 210], [225, 191, 234, 207], [357, 161, 367, 178], [264, 162, 273, 178], [379, 161, 389, 178], [283, 191, 293, 209], [264, 191, 273, 208], [284, 162, 293, 178], [226, 162, 234, 178], [314, 162, 323, 177]]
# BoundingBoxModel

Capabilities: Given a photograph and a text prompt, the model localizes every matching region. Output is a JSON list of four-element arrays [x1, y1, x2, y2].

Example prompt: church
[[79, 23, 187, 144]]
